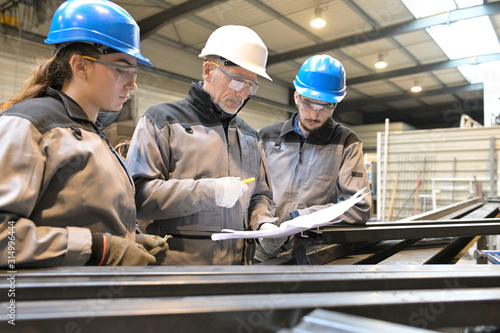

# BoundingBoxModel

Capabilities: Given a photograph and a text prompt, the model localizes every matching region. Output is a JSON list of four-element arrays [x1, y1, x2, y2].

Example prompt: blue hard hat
[[45, 0, 152, 67], [293, 55, 346, 103]]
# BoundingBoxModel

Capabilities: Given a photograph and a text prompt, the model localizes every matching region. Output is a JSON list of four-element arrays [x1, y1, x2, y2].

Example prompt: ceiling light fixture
[[374, 53, 387, 69], [310, 7, 326, 28], [411, 80, 422, 93]]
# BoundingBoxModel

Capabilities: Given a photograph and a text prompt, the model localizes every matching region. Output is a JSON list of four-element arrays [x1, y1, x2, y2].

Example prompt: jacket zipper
[[93, 124, 134, 187], [287, 142, 304, 213], [226, 125, 234, 264]]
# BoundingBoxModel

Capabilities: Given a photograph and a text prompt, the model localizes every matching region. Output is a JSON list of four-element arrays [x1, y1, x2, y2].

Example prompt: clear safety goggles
[[82, 55, 139, 83], [210, 62, 260, 96], [298, 95, 336, 114]]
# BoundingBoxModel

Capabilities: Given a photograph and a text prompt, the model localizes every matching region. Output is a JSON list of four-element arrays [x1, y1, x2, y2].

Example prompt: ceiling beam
[[0, 23, 45, 44], [268, 2, 500, 65], [138, 0, 225, 40], [358, 102, 484, 128], [347, 54, 500, 85], [146, 0, 219, 31], [245, 0, 322, 43], [341, 83, 483, 109]]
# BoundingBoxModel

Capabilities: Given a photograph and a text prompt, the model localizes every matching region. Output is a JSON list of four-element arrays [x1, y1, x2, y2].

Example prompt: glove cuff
[[290, 210, 300, 219], [86, 233, 108, 266]]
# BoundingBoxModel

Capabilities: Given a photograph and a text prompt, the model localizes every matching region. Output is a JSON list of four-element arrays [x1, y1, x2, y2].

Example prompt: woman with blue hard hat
[[0, 0, 169, 267], [256, 55, 372, 262]]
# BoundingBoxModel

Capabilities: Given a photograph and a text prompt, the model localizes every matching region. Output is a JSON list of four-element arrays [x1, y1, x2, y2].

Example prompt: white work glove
[[214, 177, 248, 208], [258, 222, 287, 254]]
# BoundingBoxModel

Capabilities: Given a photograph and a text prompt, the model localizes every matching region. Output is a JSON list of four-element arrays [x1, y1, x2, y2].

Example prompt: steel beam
[[341, 84, 483, 111], [260, 241, 374, 265], [424, 236, 480, 264], [347, 54, 500, 85], [402, 197, 483, 221], [354, 239, 421, 265], [321, 221, 500, 243], [3, 265, 500, 302], [2, 288, 500, 332]]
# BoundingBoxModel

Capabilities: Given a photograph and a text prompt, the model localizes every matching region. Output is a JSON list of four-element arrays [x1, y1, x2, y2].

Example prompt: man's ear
[[69, 54, 88, 80], [202, 61, 212, 82], [294, 91, 300, 106]]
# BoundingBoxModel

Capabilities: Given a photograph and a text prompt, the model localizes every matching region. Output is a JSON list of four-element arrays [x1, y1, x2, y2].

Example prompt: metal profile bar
[[401, 197, 483, 221], [460, 202, 500, 219], [3, 288, 500, 332], [424, 236, 480, 264], [322, 221, 500, 243], [366, 218, 500, 226], [355, 239, 421, 265], [13, 264, 498, 277], [261, 241, 375, 266], [305, 242, 374, 265], [4, 266, 500, 302]]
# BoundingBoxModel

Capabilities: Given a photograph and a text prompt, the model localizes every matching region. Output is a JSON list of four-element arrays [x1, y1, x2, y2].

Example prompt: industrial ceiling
[[2, 0, 500, 129]]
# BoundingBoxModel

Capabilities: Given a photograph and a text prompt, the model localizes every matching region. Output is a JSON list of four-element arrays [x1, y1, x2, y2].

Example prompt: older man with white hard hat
[[126, 25, 282, 265]]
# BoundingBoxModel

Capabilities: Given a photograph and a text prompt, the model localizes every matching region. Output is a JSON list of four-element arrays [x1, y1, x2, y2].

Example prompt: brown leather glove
[[87, 233, 156, 266], [105, 233, 156, 266], [135, 233, 170, 265]]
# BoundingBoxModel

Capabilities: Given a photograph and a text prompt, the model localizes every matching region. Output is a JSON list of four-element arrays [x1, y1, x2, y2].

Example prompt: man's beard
[[299, 117, 322, 134], [218, 97, 243, 114]]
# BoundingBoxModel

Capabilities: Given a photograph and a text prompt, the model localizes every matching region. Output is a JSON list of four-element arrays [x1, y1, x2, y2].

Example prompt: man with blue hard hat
[[256, 55, 372, 262]]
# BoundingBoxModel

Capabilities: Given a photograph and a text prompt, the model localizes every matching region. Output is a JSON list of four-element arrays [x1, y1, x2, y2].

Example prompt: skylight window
[[402, 0, 500, 84], [427, 16, 500, 60], [402, 0, 483, 18], [459, 61, 500, 84]]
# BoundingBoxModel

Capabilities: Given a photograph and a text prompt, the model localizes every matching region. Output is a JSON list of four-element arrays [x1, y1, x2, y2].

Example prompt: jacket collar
[[46, 87, 121, 129], [280, 112, 336, 143], [188, 82, 249, 119]]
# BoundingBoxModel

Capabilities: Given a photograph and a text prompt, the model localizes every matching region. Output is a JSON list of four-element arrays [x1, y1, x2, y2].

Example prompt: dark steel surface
[[401, 197, 483, 221], [2, 287, 499, 332], [355, 239, 421, 265], [2, 265, 500, 302], [424, 236, 480, 264], [321, 221, 500, 243]]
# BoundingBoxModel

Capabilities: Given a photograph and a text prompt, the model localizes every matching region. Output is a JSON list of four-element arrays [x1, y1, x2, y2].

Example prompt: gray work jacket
[[0, 89, 136, 267], [126, 83, 274, 265], [259, 114, 371, 225]]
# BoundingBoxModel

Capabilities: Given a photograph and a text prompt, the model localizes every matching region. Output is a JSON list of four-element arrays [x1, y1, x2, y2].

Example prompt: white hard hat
[[199, 25, 272, 81]]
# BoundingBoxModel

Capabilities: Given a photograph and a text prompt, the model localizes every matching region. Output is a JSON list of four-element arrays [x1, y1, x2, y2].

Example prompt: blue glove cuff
[[290, 210, 300, 219]]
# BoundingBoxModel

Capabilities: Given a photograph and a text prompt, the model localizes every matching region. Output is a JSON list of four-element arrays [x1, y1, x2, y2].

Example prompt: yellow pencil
[[242, 177, 255, 184]]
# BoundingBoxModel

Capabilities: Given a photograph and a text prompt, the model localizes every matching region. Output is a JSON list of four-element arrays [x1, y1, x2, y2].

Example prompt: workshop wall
[[377, 125, 500, 221], [0, 35, 289, 133]]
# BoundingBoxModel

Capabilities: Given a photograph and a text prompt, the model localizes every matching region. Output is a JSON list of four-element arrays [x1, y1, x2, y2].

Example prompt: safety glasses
[[298, 95, 335, 114], [210, 62, 260, 96], [82, 56, 139, 83]]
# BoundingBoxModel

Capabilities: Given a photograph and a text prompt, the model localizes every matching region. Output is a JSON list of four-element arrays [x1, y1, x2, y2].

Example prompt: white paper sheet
[[211, 187, 369, 241]]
